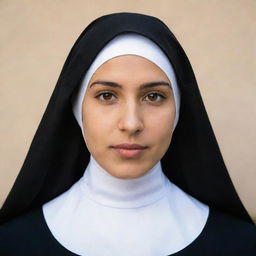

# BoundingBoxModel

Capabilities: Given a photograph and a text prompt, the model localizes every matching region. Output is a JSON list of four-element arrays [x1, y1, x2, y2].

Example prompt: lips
[[110, 143, 148, 158], [112, 143, 147, 150]]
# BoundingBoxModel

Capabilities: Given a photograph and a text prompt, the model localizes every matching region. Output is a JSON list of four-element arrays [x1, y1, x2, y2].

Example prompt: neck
[[80, 156, 167, 208]]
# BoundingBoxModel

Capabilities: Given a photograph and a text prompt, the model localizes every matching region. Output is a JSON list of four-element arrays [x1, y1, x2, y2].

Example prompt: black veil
[[0, 13, 252, 224]]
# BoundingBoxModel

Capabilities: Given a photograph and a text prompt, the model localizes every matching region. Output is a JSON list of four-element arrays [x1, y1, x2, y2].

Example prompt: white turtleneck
[[43, 157, 209, 256]]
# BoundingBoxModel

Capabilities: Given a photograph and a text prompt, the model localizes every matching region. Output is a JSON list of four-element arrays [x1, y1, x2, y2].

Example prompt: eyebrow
[[89, 81, 122, 88], [89, 80, 171, 89]]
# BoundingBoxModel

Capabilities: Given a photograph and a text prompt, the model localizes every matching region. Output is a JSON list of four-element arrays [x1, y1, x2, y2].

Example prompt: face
[[82, 55, 176, 179]]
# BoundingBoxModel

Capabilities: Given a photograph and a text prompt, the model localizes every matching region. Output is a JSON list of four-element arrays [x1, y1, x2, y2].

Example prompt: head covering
[[72, 33, 180, 130], [0, 12, 252, 224]]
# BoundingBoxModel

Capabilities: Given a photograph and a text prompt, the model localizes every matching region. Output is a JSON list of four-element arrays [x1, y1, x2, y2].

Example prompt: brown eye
[[145, 93, 164, 102], [97, 92, 117, 102]]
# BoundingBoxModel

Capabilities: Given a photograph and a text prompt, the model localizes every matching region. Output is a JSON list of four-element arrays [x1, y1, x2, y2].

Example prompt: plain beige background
[[0, 0, 255, 220]]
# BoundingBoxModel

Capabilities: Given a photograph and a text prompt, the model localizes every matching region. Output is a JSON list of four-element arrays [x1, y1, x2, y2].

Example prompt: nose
[[118, 101, 144, 135]]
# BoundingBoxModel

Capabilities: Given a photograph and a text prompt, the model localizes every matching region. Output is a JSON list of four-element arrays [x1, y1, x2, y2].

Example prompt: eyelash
[[95, 91, 166, 103], [143, 92, 166, 102], [95, 92, 117, 102]]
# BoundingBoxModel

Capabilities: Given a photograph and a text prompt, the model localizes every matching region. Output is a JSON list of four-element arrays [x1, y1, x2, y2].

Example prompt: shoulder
[[0, 208, 43, 237], [0, 208, 45, 233], [201, 208, 256, 254], [209, 207, 256, 235], [175, 207, 256, 255], [0, 208, 71, 255], [0, 208, 45, 253]]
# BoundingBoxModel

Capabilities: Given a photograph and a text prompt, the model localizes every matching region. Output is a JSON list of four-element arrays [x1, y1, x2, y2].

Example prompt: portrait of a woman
[[0, 12, 255, 255]]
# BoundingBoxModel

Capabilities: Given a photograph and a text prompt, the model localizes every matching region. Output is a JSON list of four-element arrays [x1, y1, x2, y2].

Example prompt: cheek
[[146, 107, 175, 141], [83, 112, 101, 141], [82, 105, 116, 147], [144, 107, 175, 161]]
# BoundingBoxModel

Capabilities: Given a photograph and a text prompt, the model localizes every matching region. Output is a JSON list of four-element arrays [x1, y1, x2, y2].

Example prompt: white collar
[[80, 156, 166, 208], [43, 157, 209, 256]]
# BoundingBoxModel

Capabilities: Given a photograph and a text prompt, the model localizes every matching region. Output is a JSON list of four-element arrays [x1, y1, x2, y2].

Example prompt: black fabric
[[0, 207, 255, 255], [0, 12, 253, 224]]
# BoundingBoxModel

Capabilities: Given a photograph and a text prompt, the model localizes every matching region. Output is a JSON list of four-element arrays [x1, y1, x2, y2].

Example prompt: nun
[[0, 12, 255, 255]]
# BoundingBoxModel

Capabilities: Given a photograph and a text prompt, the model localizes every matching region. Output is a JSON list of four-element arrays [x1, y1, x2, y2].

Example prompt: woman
[[0, 12, 255, 255]]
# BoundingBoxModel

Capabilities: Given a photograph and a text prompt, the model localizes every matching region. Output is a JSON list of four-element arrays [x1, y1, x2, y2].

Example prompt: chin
[[105, 162, 153, 179]]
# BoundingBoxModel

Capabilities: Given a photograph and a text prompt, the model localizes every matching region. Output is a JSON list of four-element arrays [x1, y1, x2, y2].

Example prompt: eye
[[96, 92, 117, 102], [144, 92, 165, 102]]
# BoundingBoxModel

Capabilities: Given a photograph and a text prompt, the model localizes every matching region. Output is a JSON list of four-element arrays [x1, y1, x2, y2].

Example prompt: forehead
[[89, 55, 170, 83]]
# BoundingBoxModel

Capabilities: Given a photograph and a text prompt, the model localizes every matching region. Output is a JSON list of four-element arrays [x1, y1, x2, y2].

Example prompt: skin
[[82, 55, 176, 179]]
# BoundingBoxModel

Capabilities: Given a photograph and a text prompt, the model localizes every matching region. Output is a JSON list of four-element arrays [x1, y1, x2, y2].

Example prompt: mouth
[[110, 143, 148, 158]]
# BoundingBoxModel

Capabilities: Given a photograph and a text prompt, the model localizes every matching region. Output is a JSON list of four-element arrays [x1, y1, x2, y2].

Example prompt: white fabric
[[72, 33, 180, 131], [43, 157, 209, 256]]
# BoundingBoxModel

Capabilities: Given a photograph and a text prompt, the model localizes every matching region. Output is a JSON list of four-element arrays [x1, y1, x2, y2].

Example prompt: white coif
[[43, 157, 209, 256]]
